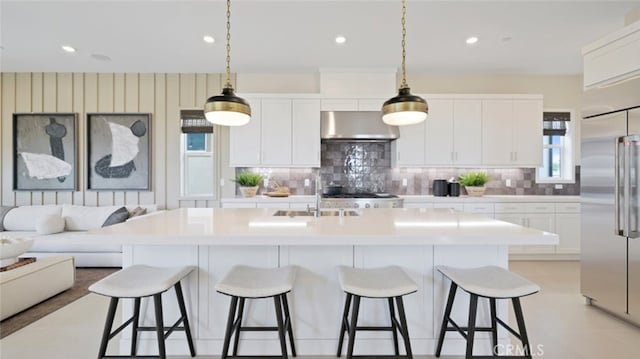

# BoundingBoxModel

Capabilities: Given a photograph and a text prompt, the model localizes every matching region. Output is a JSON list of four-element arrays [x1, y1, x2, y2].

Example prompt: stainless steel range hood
[[321, 111, 400, 141]]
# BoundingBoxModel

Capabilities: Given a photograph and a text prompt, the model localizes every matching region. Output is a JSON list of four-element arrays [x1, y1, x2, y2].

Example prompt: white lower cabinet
[[221, 202, 257, 208]]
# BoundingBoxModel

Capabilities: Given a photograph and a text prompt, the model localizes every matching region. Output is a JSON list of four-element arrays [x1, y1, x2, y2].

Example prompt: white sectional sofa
[[0, 204, 158, 267]]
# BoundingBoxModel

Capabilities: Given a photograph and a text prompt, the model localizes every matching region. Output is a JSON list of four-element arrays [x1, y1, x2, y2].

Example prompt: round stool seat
[[89, 265, 195, 298], [437, 265, 540, 299], [337, 265, 417, 298], [215, 265, 296, 298]]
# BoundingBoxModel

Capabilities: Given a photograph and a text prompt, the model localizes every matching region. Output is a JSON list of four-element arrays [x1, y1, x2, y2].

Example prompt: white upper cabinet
[[424, 99, 455, 165], [452, 100, 483, 166], [395, 121, 426, 166], [292, 99, 321, 166], [482, 99, 542, 167], [583, 21, 640, 89], [230, 98, 321, 167], [261, 99, 292, 165], [229, 98, 262, 166], [320, 99, 358, 111]]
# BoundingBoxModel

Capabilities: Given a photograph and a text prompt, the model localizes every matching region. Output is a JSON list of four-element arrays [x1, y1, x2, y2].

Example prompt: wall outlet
[[505, 179, 511, 187], [220, 179, 225, 186], [304, 178, 310, 187], [555, 184, 563, 189], [402, 178, 408, 187], [263, 178, 269, 187]]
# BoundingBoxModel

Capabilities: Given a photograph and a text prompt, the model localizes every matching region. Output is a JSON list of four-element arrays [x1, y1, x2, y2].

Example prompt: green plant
[[234, 172, 263, 187], [458, 172, 490, 187]]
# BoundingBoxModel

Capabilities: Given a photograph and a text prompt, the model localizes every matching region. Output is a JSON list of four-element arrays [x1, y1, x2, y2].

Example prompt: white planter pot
[[465, 186, 486, 197], [239, 186, 259, 198]]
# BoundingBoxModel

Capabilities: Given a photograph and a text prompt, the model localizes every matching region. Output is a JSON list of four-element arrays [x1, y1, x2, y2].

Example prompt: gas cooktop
[[321, 193, 399, 199]]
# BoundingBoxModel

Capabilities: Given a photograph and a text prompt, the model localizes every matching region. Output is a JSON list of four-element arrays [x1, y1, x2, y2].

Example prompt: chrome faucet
[[307, 174, 322, 217]]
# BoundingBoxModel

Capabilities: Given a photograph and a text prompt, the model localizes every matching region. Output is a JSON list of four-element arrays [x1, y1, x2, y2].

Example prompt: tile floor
[[0, 261, 638, 359]]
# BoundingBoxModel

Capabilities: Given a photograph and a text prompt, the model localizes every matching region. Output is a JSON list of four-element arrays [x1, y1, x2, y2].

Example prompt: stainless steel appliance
[[321, 193, 404, 209], [581, 76, 640, 326], [321, 111, 400, 140]]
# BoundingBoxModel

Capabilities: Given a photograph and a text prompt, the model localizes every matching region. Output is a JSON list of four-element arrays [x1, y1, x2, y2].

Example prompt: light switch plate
[[402, 178, 408, 186], [505, 179, 511, 187], [555, 184, 563, 189], [304, 179, 310, 187]]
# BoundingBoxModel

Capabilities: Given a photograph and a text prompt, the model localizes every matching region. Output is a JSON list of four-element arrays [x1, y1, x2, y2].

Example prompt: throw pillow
[[128, 206, 148, 218], [102, 207, 130, 227], [36, 214, 66, 235], [0, 206, 16, 231]]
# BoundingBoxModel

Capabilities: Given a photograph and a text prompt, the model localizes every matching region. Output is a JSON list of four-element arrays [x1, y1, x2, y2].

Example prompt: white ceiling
[[1, 0, 638, 75]]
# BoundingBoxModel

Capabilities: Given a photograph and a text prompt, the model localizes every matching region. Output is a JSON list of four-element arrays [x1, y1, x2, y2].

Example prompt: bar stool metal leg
[[130, 298, 141, 356], [465, 294, 479, 359], [221, 296, 239, 359], [512, 298, 532, 359], [232, 297, 245, 356], [489, 298, 498, 357], [281, 294, 297, 356], [98, 297, 119, 359], [435, 283, 457, 357], [345, 295, 361, 359], [337, 293, 353, 357], [388, 297, 400, 356], [153, 294, 166, 359], [395, 296, 413, 358], [274, 295, 289, 359], [174, 282, 196, 357]]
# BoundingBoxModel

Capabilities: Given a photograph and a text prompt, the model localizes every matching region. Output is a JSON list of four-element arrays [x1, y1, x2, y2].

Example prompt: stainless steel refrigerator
[[581, 76, 640, 326]]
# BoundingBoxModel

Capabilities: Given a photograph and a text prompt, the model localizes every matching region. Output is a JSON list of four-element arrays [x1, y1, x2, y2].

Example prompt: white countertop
[[220, 195, 579, 203], [87, 208, 558, 246]]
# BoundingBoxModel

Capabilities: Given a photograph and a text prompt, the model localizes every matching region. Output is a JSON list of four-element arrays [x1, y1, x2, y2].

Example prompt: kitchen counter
[[401, 195, 580, 203], [88, 207, 557, 246], [91, 208, 556, 356]]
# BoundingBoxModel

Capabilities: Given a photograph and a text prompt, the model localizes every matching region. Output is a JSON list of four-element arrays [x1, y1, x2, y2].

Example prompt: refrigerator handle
[[616, 136, 625, 236], [627, 135, 640, 238]]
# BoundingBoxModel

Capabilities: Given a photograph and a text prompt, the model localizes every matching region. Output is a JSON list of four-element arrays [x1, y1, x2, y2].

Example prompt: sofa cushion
[[3, 205, 62, 231], [128, 206, 148, 219], [62, 205, 122, 231], [125, 204, 157, 214], [36, 215, 66, 235], [0, 206, 16, 231], [102, 207, 129, 227], [0, 231, 122, 253]]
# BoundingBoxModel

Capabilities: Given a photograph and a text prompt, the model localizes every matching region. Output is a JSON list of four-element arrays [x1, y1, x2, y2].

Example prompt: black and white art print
[[87, 113, 151, 191], [13, 113, 77, 191]]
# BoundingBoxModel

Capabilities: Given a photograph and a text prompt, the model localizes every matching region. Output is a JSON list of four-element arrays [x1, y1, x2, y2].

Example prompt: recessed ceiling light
[[466, 37, 479, 45], [61, 45, 76, 53], [335, 36, 347, 44], [203, 35, 215, 44]]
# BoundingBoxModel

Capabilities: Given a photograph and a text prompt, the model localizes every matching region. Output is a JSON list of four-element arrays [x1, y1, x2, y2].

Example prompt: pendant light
[[382, 0, 428, 126], [204, 0, 251, 126]]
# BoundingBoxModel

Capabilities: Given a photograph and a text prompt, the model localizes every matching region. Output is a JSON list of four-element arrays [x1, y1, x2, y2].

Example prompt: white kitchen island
[[87, 207, 558, 356]]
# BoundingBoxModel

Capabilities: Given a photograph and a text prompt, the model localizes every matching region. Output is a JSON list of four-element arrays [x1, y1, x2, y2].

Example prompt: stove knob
[[353, 203, 359, 208], [365, 203, 371, 208], [374, 203, 379, 208]]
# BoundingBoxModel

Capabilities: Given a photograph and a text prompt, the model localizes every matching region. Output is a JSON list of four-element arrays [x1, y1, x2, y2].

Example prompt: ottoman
[[0, 256, 75, 320]]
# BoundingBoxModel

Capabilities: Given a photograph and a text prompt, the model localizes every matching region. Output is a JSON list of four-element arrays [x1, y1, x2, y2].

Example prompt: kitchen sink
[[272, 210, 359, 217]]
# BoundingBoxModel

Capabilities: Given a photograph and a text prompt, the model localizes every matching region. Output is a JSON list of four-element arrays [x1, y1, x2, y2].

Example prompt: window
[[536, 110, 575, 183], [180, 110, 215, 197]]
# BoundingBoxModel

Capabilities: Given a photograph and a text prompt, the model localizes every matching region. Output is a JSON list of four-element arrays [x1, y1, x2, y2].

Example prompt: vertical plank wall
[[0, 72, 222, 209]]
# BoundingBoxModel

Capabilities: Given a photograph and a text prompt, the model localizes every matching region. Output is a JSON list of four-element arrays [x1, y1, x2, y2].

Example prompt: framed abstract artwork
[[87, 113, 151, 191], [13, 113, 77, 191]]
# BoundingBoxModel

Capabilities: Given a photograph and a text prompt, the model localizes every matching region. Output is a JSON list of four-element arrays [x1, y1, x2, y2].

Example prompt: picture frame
[[87, 113, 151, 191], [12, 113, 77, 191]]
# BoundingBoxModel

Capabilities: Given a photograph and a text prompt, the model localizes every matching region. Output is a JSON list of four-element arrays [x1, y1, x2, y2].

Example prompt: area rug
[[0, 267, 117, 338]]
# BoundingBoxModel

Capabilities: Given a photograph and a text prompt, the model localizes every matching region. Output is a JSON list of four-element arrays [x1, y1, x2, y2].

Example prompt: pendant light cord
[[225, 0, 233, 88], [400, 0, 408, 89]]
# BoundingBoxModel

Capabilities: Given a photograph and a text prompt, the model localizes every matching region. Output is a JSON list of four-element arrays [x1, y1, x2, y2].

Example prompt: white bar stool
[[215, 265, 297, 359], [435, 265, 540, 359], [337, 265, 418, 359], [89, 265, 196, 359]]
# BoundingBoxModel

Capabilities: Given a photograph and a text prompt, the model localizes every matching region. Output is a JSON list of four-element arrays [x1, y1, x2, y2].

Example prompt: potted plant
[[234, 172, 263, 198], [458, 172, 490, 197]]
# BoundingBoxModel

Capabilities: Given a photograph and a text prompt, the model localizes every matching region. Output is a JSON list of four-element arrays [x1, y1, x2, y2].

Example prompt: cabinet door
[[495, 214, 526, 254], [403, 202, 434, 209], [229, 98, 262, 166], [513, 100, 543, 166], [395, 121, 426, 166], [424, 99, 454, 165], [292, 99, 321, 167], [555, 213, 581, 254], [221, 202, 257, 208], [524, 213, 556, 253], [453, 100, 482, 165], [482, 100, 513, 165], [261, 99, 292, 165]]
